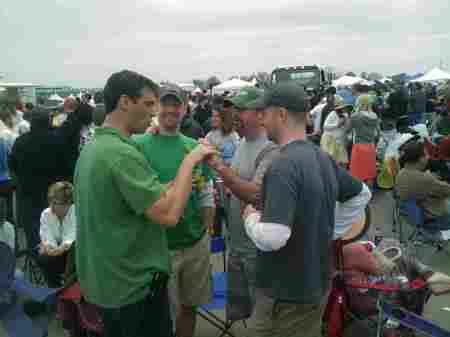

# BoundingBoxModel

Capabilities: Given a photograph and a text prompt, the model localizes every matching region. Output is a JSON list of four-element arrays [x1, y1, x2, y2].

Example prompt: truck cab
[[271, 65, 332, 92]]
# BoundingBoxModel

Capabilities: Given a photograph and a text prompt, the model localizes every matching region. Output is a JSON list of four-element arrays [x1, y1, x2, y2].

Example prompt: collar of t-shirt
[[95, 127, 138, 148]]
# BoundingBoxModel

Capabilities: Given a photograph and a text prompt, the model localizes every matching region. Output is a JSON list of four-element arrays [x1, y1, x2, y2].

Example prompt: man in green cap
[[208, 87, 279, 323]]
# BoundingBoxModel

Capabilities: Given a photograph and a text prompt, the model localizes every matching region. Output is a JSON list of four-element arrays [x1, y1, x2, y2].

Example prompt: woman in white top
[[206, 108, 240, 165], [38, 181, 76, 287], [320, 104, 351, 166]]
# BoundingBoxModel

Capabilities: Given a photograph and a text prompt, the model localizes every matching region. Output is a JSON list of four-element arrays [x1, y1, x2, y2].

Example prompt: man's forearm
[[216, 165, 259, 204], [166, 157, 197, 221]]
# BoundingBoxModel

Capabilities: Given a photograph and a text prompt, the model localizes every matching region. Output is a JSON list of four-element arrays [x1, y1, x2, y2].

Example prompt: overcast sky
[[1, 0, 449, 87]]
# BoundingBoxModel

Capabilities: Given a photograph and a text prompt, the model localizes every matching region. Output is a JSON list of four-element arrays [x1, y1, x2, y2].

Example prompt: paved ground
[[1, 189, 449, 336]]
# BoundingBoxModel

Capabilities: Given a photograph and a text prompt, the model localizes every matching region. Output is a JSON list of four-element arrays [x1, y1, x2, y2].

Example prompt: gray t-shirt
[[257, 140, 362, 303], [227, 136, 279, 254]]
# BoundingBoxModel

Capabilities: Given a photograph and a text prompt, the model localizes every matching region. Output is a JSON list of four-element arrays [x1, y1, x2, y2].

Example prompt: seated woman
[[38, 181, 76, 287], [395, 139, 450, 231]]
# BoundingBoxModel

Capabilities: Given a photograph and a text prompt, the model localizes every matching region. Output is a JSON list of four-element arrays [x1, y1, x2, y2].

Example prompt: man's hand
[[40, 244, 64, 256], [146, 126, 160, 134], [243, 204, 258, 221], [187, 143, 218, 164], [39, 243, 50, 256], [61, 243, 72, 251], [207, 155, 226, 172]]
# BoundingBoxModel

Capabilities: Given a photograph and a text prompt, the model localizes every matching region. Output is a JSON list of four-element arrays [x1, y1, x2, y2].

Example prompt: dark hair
[[217, 109, 234, 135], [25, 102, 34, 111], [326, 86, 336, 95], [94, 91, 104, 104], [103, 70, 159, 114], [399, 140, 425, 167], [74, 102, 94, 125]]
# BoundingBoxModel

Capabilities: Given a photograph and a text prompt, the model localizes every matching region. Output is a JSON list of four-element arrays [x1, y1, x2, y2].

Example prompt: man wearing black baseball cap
[[243, 83, 368, 337]]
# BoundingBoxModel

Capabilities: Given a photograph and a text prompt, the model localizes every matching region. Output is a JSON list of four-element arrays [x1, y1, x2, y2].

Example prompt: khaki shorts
[[246, 289, 324, 337], [168, 233, 212, 310]]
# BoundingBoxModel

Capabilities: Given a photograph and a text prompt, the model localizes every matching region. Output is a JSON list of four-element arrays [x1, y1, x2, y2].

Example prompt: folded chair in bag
[[57, 282, 103, 337]]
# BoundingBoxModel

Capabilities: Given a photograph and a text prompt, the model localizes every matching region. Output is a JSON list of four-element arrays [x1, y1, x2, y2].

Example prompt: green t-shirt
[[134, 133, 212, 250], [74, 127, 169, 308]]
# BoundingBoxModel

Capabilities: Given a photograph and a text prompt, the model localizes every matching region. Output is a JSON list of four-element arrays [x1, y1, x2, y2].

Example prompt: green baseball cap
[[253, 82, 309, 112], [228, 87, 264, 110]]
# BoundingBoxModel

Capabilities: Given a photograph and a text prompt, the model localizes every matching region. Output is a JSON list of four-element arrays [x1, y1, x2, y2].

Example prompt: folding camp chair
[[197, 272, 237, 337], [16, 248, 48, 287], [400, 199, 450, 261], [0, 241, 58, 337], [211, 235, 227, 272]]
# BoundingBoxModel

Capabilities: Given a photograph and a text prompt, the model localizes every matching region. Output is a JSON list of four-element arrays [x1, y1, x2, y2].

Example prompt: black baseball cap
[[160, 83, 186, 105], [253, 82, 309, 112]]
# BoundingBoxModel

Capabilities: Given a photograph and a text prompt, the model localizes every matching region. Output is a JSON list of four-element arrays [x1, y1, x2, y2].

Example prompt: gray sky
[[1, 0, 449, 87]]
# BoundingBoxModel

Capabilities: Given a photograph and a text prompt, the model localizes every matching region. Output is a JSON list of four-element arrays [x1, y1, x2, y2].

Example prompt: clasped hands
[[39, 242, 71, 256]]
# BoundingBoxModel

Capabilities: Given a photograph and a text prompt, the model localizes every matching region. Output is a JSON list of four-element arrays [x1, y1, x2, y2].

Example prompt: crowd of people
[[1, 70, 450, 337]]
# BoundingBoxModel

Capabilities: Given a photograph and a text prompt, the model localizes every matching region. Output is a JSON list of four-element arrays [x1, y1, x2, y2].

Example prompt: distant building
[[35, 86, 74, 98]]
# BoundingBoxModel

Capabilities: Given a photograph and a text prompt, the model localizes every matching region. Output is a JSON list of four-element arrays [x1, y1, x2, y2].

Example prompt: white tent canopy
[[213, 78, 254, 94], [48, 93, 64, 101], [332, 75, 365, 87], [411, 68, 450, 82], [178, 83, 195, 92]]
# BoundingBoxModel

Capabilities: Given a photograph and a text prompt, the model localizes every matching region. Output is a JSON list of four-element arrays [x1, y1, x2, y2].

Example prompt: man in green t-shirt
[[134, 84, 215, 337], [74, 71, 216, 337]]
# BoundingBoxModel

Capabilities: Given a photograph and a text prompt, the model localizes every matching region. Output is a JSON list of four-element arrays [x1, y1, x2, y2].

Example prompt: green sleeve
[[112, 151, 166, 216]]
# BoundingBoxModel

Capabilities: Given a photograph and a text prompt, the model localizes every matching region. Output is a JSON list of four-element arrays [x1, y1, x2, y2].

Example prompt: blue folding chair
[[400, 199, 450, 260], [197, 272, 237, 337], [0, 242, 59, 337], [211, 235, 227, 272]]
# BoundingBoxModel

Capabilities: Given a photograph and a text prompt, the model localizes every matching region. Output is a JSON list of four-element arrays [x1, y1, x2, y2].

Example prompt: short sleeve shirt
[[228, 136, 275, 253], [257, 140, 363, 303], [75, 128, 169, 308]]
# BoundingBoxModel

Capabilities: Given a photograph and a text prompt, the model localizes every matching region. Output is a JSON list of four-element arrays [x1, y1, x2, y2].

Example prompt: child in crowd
[[38, 181, 76, 287]]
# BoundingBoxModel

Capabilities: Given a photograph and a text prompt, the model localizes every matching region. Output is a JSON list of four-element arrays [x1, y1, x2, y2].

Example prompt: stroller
[[323, 220, 450, 337]]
